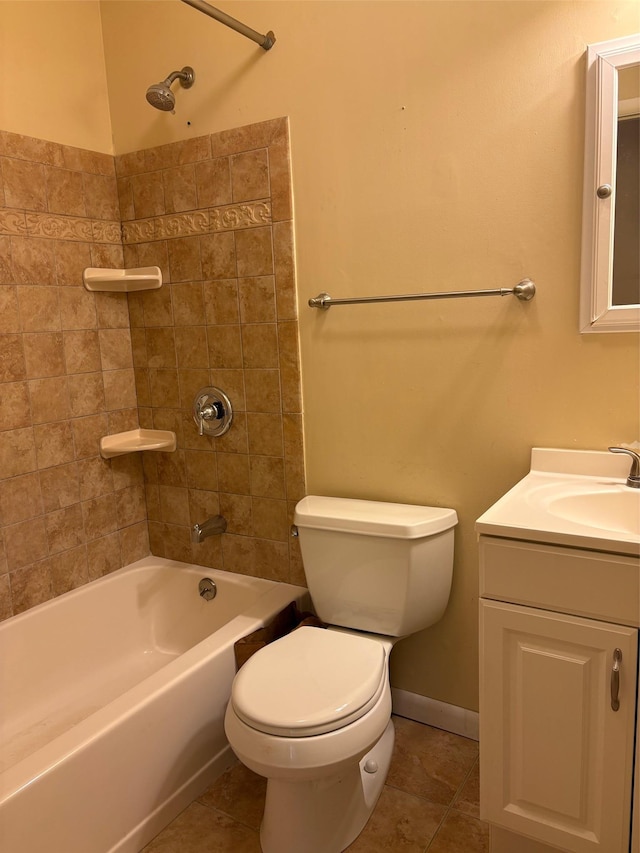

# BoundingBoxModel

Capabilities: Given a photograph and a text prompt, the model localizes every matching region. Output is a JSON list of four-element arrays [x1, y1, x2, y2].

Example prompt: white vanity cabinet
[[479, 535, 639, 853]]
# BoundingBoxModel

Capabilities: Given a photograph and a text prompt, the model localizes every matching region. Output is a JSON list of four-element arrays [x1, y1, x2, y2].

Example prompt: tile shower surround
[[0, 118, 304, 623]]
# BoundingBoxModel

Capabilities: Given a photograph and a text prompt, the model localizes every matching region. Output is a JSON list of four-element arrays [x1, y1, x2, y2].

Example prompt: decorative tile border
[[121, 200, 272, 245], [0, 210, 28, 235], [1, 208, 122, 243]]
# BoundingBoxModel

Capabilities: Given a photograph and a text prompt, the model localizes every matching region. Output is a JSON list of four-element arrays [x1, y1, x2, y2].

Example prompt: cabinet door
[[480, 600, 637, 853]]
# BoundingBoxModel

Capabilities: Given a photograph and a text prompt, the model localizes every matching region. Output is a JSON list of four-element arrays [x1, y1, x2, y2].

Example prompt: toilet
[[224, 495, 457, 853]]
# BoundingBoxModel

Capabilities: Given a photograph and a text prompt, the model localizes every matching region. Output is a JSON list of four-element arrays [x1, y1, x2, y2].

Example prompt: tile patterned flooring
[[142, 716, 489, 853]]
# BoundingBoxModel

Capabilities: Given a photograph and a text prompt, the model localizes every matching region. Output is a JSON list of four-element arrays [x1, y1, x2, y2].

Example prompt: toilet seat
[[230, 627, 387, 737]]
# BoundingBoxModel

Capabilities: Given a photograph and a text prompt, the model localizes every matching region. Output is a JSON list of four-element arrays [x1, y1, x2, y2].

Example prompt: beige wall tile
[[251, 497, 288, 541], [49, 544, 88, 595], [247, 412, 284, 457], [119, 520, 149, 564], [82, 492, 117, 540], [0, 471, 43, 525], [238, 276, 276, 324], [44, 503, 85, 554], [163, 164, 197, 214], [115, 484, 147, 527], [68, 371, 105, 417], [168, 236, 202, 282], [185, 449, 219, 491], [207, 324, 242, 369], [23, 332, 65, 378], [87, 531, 122, 579], [241, 324, 278, 369], [142, 287, 173, 327], [103, 368, 137, 410], [98, 328, 133, 370], [95, 292, 130, 329], [0, 334, 26, 381], [249, 455, 285, 499], [195, 157, 232, 208], [203, 279, 239, 325], [244, 369, 281, 413], [235, 226, 273, 278], [71, 413, 108, 459], [45, 167, 86, 217], [172, 282, 205, 326], [273, 220, 297, 320], [0, 285, 20, 331], [0, 380, 31, 430], [17, 285, 61, 332], [58, 287, 97, 330], [39, 462, 81, 512], [10, 559, 52, 613], [55, 240, 92, 287], [217, 452, 250, 495], [1, 157, 47, 210], [0, 427, 37, 478], [33, 420, 75, 468], [63, 330, 102, 373], [11, 235, 57, 285], [131, 171, 165, 218], [200, 231, 236, 280], [4, 517, 48, 570], [231, 150, 269, 203], [176, 326, 209, 370], [29, 376, 71, 423], [82, 173, 119, 220]]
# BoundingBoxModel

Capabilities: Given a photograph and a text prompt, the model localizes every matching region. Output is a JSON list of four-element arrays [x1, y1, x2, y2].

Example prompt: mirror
[[580, 34, 640, 333]]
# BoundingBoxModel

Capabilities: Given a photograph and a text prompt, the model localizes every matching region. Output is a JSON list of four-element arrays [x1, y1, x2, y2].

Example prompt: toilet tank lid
[[294, 496, 458, 539]]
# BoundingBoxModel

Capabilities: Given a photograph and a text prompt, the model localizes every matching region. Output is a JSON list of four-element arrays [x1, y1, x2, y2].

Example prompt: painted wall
[[4, 1, 639, 711], [0, 1, 113, 153]]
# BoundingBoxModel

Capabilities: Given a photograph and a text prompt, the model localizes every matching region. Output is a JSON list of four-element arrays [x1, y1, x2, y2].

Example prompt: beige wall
[[3, 1, 639, 711], [0, 1, 113, 153]]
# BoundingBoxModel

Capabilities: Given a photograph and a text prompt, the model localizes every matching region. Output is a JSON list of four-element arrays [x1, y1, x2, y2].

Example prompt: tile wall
[[0, 131, 148, 620], [117, 117, 304, 585], [0, 118, 304, 623]]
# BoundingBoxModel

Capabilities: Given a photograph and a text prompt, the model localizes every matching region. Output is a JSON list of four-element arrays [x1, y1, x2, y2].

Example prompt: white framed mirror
[[580, 34, 640, 333]]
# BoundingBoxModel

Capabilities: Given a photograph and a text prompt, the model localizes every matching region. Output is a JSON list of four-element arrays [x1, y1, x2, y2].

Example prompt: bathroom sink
[[476, 448, 640, 556], [545, 488, 639, 536]]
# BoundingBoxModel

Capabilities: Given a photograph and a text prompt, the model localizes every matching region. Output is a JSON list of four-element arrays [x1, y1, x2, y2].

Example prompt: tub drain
[[199, 578, 217, 600]]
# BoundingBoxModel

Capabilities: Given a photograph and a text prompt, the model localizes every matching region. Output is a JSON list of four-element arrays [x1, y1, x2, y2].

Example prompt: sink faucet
[[608, 447, 640, 489], [191, 515, 227, 543]]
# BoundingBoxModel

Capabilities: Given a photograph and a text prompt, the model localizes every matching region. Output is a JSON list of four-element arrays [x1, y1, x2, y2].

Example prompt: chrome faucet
[[608, 447, 640, 489], [191, 515, 227, 543]]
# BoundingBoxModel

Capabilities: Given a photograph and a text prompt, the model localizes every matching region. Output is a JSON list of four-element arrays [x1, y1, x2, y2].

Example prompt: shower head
[[146, 66, 195, 111]]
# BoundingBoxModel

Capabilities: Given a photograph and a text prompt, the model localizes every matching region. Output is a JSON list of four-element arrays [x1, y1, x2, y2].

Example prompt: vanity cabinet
[[479, 536, 639, 853]]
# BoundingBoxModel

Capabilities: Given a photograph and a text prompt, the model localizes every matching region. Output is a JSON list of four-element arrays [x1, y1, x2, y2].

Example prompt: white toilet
[[224, 495, 457, 853]]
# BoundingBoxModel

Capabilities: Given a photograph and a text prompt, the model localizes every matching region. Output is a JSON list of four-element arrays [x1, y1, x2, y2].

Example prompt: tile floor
[[142, 716, 489, 853]]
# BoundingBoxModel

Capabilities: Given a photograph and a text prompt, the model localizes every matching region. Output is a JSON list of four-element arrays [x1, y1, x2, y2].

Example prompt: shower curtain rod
[[308, 279, 536, 309], [180, 0, 275, 49]]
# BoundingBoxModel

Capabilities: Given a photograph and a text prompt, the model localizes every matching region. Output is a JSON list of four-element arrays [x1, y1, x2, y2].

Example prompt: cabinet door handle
[[611, 648, 622, 711]]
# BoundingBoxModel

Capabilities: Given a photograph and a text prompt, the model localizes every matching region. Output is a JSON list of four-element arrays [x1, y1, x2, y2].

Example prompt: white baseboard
[[391, 687, 479, 741]]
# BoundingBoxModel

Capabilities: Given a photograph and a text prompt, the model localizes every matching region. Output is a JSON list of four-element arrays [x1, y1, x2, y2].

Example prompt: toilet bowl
[[224, 496, 457, 853]]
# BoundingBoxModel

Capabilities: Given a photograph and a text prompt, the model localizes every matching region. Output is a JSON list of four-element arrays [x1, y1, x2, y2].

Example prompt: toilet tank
[[294, 496, 457, 637]]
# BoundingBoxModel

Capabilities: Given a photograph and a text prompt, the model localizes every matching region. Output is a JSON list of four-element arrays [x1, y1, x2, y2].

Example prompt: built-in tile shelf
[[100, 429, 177, 459], [83, 266, 162, 292]]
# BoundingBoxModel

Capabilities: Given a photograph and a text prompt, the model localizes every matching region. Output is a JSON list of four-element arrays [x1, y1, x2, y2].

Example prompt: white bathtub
[[0, 556, 307, 853]]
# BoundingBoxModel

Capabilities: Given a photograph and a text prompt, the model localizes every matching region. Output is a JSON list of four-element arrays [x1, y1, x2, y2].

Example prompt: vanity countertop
[[476, 448, 640, 557]]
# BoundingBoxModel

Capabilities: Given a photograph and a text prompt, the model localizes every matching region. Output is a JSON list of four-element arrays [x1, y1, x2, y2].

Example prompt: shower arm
[[179, 0, 275, 50]]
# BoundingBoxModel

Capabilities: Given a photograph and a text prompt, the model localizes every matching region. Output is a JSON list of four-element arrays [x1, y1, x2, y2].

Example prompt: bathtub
[[0, 556, 307, 853]]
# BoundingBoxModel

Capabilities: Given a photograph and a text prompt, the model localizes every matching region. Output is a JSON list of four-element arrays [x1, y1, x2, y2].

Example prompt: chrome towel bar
[[308, 278, 536, 310]]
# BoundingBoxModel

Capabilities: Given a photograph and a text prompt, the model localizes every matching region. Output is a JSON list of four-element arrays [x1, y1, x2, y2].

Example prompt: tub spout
[[191, 515, 227, 543]]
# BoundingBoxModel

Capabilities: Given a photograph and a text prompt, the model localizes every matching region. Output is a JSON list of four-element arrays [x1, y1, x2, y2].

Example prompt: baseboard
[[391, 687, 479, 741]]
